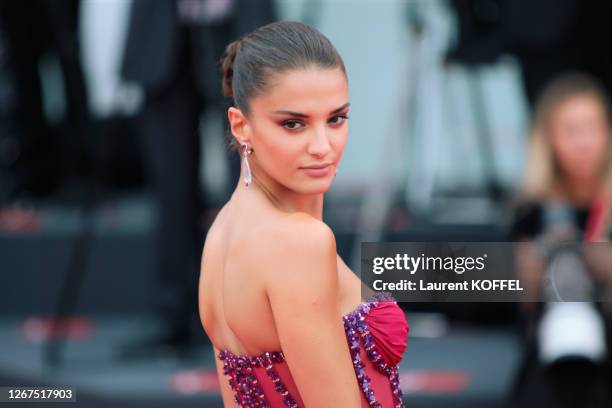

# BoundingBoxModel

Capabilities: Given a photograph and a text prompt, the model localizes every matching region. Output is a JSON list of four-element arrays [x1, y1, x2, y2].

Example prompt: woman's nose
[[307, 127, 331, 157]]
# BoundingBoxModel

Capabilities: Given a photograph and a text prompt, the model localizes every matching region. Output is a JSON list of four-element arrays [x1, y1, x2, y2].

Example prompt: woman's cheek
[[335, 133, 349, 155], [271, 149, 294, 181]]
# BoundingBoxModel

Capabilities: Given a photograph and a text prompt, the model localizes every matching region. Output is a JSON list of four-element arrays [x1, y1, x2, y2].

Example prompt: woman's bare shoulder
[[276, 212, 335, 243], [238, 212, 338, 290], [248, 212, 335, 256]]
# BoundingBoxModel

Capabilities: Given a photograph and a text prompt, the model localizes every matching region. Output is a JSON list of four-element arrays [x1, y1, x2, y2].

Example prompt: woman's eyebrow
[[272, 102, 350, 118]]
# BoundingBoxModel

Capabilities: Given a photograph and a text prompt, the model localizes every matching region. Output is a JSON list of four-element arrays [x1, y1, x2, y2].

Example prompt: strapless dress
[[218, 292, 409, 407]]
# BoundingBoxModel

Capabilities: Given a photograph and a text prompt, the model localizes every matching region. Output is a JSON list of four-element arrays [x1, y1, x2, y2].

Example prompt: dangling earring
[[241, 142, 253, 187]]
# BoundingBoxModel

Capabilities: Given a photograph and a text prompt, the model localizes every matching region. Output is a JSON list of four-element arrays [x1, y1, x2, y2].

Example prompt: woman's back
[[200, 195, 287, 357], [200, 192, 366, 405]]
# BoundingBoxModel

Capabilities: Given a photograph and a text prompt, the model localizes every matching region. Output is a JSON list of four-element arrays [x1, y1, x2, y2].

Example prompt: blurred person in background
[[511, 73, 612, 408], [505, 0, 612, 106], [118, 0, 275, 359], [0, 0, 91, 202], [451, 0, 612, 107]]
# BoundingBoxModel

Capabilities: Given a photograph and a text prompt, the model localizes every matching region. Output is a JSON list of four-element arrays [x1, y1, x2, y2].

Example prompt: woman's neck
[[234, 167, 324, 221]]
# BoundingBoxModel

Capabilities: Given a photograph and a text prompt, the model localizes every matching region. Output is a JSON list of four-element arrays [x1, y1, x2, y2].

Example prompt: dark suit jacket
[[121, 0, 275, 104]]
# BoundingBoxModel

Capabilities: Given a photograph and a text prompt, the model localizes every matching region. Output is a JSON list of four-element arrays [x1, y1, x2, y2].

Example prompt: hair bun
[[221, 39, 242, 98]]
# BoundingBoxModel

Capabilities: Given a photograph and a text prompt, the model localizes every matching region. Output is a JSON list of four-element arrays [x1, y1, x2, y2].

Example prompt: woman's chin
[[294, 178, 334, 194]]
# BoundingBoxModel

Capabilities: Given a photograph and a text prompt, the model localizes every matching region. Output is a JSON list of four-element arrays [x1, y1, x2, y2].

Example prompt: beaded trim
[[218, 292, 404, 408], [219, 350, 298, 408], [343, 292, 405, 408]]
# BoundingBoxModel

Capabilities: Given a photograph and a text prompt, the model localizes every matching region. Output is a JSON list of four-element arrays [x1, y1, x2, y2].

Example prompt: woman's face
[[548, 94, 610, 183], [236, 67, 349, 195]]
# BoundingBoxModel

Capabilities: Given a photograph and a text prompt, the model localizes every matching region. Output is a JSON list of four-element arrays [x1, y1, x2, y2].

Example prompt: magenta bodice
[[218, 292, 409, 407]]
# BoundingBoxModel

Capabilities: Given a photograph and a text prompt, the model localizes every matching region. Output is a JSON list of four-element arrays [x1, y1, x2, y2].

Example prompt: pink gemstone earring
[[241, 142, 253, 186]]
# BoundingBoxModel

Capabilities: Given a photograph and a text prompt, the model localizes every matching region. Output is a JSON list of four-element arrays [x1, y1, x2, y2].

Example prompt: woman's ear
[[228, 107, 250, 145]]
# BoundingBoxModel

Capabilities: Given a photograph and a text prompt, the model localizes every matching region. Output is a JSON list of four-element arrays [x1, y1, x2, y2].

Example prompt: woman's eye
[[329, 115, 349, 125], [282, 120, 304, 130]]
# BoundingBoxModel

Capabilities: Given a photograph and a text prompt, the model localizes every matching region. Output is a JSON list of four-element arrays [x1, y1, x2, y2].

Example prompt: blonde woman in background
[[511, 73, 612, 408], [513, 73, 612, 297]]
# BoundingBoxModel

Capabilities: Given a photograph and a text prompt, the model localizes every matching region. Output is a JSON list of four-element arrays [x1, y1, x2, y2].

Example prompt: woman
[[198, 21, 408, 407], [513, 73, 612, 298], [511, 73, 612, 408]]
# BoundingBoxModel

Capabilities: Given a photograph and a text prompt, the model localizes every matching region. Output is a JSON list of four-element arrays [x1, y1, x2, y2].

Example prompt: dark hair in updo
[[220, 21, 347, 150]]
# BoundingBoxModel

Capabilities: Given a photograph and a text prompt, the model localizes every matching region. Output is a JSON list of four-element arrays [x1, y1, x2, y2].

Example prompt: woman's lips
[[300, 163, 333, 177]]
